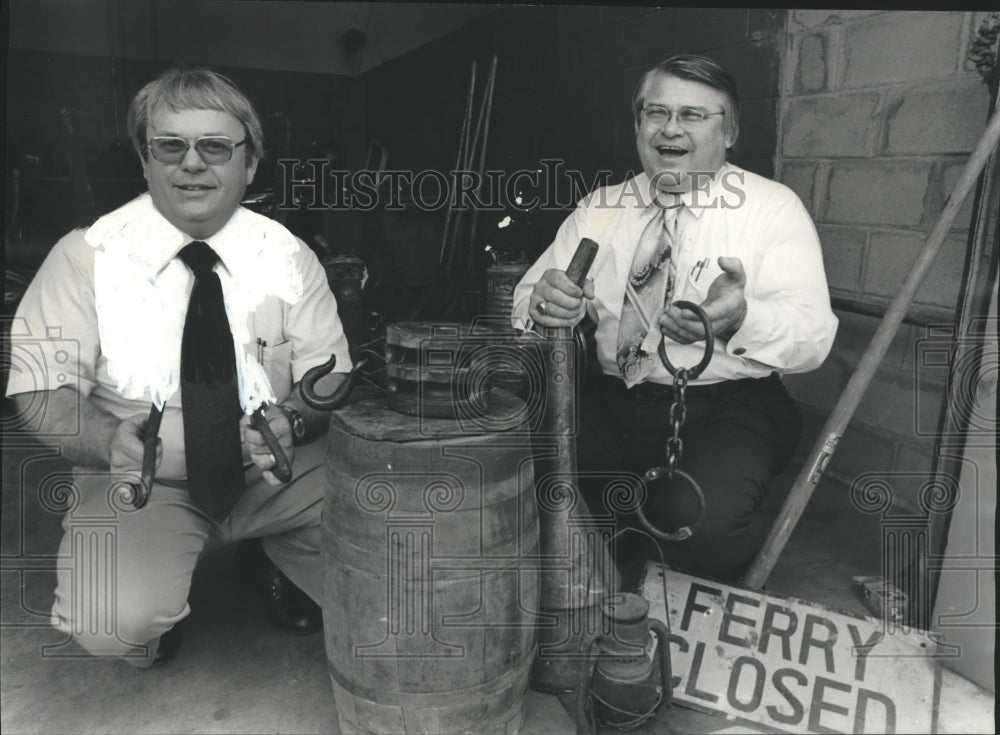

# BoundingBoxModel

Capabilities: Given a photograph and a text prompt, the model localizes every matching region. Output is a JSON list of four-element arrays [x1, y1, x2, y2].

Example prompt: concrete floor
[[0, 418, 975, 734]]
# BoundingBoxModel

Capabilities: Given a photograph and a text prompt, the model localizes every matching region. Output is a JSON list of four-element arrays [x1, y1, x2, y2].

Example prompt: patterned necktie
[[616, 204, 681, 386], [178, 241, 246, 522]]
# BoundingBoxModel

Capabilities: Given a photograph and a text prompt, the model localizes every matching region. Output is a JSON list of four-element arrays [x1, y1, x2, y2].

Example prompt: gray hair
[[632, 54, 740, 147], [127, 67, 264, 166]]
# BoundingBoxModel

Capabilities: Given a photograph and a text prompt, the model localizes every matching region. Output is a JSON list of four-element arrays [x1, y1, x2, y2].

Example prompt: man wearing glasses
[[512, 55, 838, 584], [6, 68, 351, 666]]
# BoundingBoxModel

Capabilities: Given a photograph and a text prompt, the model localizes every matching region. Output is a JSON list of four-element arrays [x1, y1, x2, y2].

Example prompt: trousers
[[577, 371, 801, 583], [49, 439, 327, 664]]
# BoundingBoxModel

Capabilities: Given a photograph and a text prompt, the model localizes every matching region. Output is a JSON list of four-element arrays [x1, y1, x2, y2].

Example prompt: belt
[[594, 371, 775, 400]]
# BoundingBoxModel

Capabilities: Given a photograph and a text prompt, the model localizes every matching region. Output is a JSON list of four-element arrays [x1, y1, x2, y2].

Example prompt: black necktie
[[178, 241, 246, 522]]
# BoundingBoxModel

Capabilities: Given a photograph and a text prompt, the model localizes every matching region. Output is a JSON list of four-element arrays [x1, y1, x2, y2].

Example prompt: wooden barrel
[[323, 395, 539, 734]]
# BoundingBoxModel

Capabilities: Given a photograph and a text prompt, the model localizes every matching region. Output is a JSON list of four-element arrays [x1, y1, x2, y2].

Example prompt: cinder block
[[790, 9, 884, 31], [865, 231, 967, 309], [779, 161, 817, 213], [884, 78, 991, 155], [620, 10, 677, 69], [781, 93, 879, 158], [842, 11, 964, 87], [817, 225, 865, 293], [675, 7, 749, 52], [825, 161, 932, 227], [940, 160, 978, 232], [795, 33, 828, 93]]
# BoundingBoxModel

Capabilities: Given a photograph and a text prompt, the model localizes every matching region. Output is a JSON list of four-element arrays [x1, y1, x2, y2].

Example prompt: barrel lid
[[329, 391, 528, 442]]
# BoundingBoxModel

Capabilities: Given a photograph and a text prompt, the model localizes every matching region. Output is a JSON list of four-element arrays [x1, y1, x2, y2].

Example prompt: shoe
[[152, 625, 182, 667], [233, 538, 322, 635], [263, 562, 323, 635]]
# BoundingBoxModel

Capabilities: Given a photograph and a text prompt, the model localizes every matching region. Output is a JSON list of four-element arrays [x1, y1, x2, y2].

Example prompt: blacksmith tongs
[[130, 402, 293, 510]]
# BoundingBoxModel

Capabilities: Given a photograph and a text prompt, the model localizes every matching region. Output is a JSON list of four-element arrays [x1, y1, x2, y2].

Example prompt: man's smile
[[174, 183, 215, 192], [654, 144, 689, 157]]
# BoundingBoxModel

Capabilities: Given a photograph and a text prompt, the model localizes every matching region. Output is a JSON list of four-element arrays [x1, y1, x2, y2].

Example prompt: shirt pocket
[[675, 256, 720, 305], [261, 339, 293, 403]]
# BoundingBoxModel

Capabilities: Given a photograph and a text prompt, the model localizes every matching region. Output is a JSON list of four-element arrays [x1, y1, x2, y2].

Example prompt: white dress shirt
[[511, 164, 838, 385]]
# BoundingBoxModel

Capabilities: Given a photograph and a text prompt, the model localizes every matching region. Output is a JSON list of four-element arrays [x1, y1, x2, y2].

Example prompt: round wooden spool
[[384, 321, 499, 420]]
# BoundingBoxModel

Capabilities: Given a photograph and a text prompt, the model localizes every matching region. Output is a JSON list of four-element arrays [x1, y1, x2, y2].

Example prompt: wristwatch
[[279, 404, 307, 446]]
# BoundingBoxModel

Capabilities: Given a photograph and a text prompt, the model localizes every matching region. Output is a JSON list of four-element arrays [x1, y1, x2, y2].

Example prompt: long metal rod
[[440, 61, 477, 267], [466, 55, 498, 278], [743, 106, 1000, 590]]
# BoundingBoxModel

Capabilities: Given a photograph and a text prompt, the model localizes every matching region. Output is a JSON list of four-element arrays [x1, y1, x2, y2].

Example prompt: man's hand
[[109, 413, 161, 479], [659, 256, 747, 344], [528, 268, 595, 327], [242, 406, 294, 486]]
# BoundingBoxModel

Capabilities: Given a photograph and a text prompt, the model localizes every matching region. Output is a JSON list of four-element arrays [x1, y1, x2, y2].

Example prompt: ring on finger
[[538, 300, 547, 315]]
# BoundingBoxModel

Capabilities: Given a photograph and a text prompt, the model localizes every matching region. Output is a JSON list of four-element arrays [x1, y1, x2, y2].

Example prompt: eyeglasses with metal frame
[[147, 136, 248, 165], [640, 105, 726, 127]]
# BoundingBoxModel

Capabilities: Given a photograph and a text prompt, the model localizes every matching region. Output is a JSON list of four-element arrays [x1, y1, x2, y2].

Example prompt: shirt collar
[[85, 193, 298, 277], [633, 162, 735, 219]]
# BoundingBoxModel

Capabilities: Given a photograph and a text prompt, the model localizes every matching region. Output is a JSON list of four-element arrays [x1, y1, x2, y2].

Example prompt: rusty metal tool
[[528, 237, 620, 694], [520, 237, 599, 336], [130, 402, 164, 509], [250, 404, 293, 484]]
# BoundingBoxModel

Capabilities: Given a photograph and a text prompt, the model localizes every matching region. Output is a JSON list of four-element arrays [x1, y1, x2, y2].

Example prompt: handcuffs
[[633, 300, 714, 542]]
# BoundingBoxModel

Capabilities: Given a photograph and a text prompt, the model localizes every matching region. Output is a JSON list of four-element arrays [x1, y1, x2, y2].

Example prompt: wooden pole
[[743, 106, 1000, 590]]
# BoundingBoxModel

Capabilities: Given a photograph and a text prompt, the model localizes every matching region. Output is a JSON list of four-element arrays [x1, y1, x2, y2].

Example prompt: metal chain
[[665, 368, 689, 477]]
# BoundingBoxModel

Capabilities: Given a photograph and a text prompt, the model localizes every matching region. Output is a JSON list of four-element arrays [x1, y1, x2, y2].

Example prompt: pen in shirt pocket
[[256, 338, 267, 364], [691, 258, 709, 282]]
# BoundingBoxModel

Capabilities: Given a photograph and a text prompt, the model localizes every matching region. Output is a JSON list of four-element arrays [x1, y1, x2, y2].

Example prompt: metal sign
[[642, 565, 946, 734]]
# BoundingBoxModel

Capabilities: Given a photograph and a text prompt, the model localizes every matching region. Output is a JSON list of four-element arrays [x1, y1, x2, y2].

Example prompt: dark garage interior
[[3, 3, 996, 733]]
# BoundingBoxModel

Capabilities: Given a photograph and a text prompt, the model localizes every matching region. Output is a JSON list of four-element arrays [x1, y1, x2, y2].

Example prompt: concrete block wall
[[776, 10, 994, 511]]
